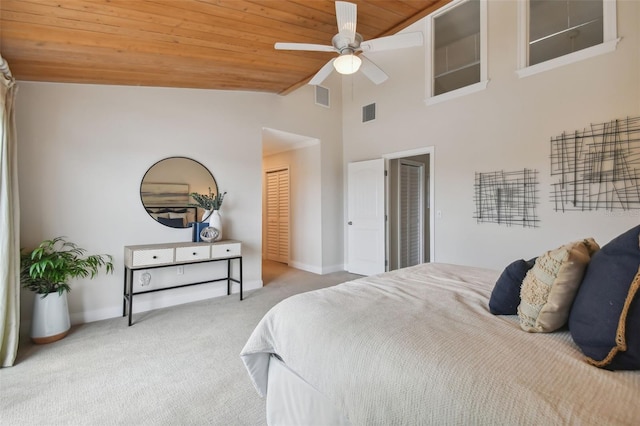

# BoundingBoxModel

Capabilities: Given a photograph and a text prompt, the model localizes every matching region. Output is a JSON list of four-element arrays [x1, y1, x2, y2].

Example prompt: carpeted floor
[[0, 261, 360, 426]]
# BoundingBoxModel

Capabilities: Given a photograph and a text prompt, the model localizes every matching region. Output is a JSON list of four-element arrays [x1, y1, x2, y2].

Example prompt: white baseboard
[[69, 279, 263, 325], [289, 261, 345, 275], [288, 261, 322, 274], [321, 263, 345, 274]]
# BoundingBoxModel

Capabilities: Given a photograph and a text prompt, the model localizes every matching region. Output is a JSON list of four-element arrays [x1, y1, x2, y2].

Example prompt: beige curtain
[[0, 56, 20, 367]]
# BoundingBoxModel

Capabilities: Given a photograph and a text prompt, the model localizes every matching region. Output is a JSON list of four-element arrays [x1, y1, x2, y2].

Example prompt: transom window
[[518, 0, 619, 77], [433, 0, 480, 95], [530, 0, 603, 65], [425, 0, 488, 104]]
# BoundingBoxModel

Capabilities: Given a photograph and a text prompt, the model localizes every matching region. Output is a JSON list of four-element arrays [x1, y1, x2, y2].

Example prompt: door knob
[[348, 221, 353, 225]]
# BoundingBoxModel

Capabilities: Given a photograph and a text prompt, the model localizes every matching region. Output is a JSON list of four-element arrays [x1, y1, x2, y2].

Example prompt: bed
[[145, 206, 197, 227], [241, 262, 640, 425]]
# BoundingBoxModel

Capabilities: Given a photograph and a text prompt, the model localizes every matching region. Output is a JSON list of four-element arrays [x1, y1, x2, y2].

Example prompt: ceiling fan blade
[[359, 55, 388, 85], [308, 59, 336, 86], [335, 1, 357, 44], [359, 32, 424, 53], [275, 42, 336, 52]]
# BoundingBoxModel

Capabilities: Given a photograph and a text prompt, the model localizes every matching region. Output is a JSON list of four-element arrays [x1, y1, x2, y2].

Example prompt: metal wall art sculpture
[[550, 116, 640, 212], [473, 169, 539, 227]]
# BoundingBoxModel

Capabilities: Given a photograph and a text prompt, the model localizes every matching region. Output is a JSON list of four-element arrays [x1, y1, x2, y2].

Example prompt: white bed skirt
[[267, 355, 350, 426]]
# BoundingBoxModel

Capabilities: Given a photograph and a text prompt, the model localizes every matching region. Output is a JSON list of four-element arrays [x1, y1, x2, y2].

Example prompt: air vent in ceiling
[[315, 85, 330, 108], [362, 103, 376, 123]]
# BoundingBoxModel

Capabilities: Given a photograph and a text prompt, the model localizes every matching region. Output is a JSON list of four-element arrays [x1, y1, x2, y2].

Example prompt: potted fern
[[21, 237, 114, 343]]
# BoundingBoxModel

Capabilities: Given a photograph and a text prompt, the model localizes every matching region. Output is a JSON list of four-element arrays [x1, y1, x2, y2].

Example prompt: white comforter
[[241, 263, 640, 425]]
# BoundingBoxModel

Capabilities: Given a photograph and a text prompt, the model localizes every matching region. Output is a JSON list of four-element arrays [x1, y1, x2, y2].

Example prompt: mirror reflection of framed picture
[[140, 182, 189, 206]]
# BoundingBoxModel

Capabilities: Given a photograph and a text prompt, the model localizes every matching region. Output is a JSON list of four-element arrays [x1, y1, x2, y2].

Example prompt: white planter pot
[[30, 292, 71, 344]]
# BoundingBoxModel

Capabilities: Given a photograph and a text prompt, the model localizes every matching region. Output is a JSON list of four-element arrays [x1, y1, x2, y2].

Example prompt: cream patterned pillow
[[518, 238, 599, 333]]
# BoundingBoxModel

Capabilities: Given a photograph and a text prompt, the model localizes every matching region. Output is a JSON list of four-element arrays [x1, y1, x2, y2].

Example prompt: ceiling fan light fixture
[[333, 54, 362, 75]]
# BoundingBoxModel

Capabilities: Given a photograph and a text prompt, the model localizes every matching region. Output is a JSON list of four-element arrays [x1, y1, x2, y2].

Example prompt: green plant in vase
[[21, 236, 114, 343], [189, 187, 226, 222], [189, 188, 227, 241]]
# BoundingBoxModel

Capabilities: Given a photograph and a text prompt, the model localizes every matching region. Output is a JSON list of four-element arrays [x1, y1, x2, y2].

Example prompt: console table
[[123, 240, 242, 326]]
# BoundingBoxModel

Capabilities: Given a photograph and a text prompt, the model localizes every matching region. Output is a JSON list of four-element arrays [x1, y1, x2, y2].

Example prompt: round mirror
[[140, 157, 218, 228]]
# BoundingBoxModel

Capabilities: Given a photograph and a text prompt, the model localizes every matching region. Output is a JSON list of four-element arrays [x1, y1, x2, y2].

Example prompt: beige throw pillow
[[518, 238, 599, 332]]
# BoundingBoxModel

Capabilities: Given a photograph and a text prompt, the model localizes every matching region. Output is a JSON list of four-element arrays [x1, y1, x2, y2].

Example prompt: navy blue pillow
[[569, 225, 640, 370], [489, 258, 536, 315], [157, 217, 185, 228]]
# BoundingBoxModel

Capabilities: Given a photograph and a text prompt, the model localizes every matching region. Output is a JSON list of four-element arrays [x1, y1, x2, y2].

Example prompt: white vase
[[210, 210, 223, 241], [202, 209, 213, 224], [30, 292, 71, 344]]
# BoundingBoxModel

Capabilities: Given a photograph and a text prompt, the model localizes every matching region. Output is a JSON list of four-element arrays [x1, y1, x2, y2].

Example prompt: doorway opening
[[262, 127, 321, 285], [384, 147, 434, 271], [345, 147, 434, 275]]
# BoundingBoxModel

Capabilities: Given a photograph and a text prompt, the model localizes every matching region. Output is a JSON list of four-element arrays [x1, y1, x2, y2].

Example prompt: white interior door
[[347, 159, 385, 275], [399, 160, 424, 267], [266, 168, 289, 263]]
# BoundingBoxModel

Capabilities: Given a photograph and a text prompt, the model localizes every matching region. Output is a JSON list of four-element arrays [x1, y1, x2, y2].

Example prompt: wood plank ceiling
[[0, 0, 450, 94]]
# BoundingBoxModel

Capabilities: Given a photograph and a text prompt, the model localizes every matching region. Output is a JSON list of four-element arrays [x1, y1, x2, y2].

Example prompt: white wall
[[263, 142, 323, 272], [342, 0, 640, 270], [261, 75, 345, 273], [16, 0, 637, 326], [16, 79, 343, 326]]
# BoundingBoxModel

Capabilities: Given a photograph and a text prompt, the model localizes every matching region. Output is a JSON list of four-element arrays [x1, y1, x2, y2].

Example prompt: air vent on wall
[[315, 85, 330, 108], [362, 103, 376, 123]]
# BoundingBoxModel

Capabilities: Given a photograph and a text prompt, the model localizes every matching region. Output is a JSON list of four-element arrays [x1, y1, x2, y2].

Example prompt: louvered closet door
[[266, 168, 290, 263], [399, 161, 424, 268]]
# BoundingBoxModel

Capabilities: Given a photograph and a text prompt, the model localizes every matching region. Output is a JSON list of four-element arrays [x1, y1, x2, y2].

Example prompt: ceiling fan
[[274, 1, 424, 86]]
